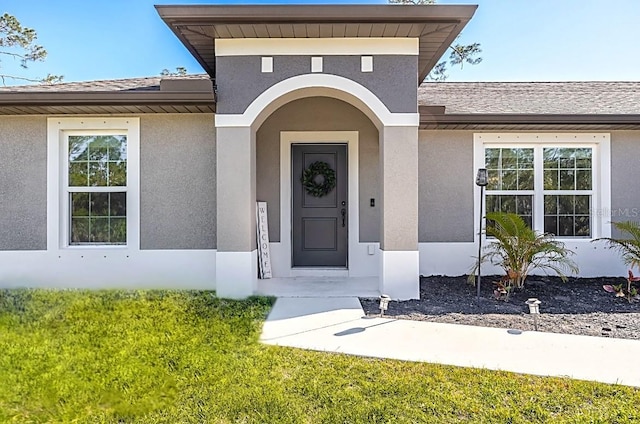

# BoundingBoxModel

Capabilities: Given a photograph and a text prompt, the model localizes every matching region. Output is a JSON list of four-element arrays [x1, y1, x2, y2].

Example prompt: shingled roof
[[0, 74, 211, 93], [418, 81, 640, 129], [419, 82, 640, 115], [2, 77, 640, 129], [0, 75, 215, 115]]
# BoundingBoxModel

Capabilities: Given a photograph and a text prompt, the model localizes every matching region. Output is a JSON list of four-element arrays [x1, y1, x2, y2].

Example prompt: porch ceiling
[[156, 4, 477, 84]]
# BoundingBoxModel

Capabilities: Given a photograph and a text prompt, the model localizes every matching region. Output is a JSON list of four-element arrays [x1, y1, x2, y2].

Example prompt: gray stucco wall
[[216, 55, 417, 115], [256, 96, 380, 243], [380, 125, 419, 251], [140, 114, 216, 249], [0, 116, 47, 250], [418, 130, 474, 243], [611, 131, 640, 238]]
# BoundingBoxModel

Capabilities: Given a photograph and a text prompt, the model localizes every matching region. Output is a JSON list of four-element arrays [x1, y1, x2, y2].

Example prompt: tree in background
[[160, 67, 188, 77], [389, 0, 482, 81], [0, 13, 62, 85]]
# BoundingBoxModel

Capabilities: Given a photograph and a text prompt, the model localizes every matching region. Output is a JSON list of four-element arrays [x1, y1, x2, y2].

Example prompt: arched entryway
[[215, 75, 419, 300]]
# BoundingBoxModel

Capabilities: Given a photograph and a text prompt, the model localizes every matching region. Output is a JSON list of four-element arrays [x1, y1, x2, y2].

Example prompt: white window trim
[[473, 133, 611, 243], [47, 117, 140, 252]]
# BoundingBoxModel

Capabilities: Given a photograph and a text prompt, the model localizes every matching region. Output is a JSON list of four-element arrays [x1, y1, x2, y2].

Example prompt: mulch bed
[[360, 275, 640, 340]]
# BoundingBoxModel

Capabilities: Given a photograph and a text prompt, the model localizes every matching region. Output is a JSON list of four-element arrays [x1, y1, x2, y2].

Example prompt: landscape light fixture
[[379, 294, 390, 316], [475, 168, 488, 301], [526, 298, 542, 331]]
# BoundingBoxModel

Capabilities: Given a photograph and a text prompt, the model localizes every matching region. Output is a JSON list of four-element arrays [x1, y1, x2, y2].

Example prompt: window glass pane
[[558, 216, 575, 236], [518, 148, 534, 169], [109, 162, 127, 186], [543, 148, 560, 168], [559, 170, 575, 190], [518, 169, 534, 190], [110, 192, 127, 217], [487, 169, 500, 190], [71, 192, 89, 216], [558, 195, 573, 214], [486, 194, 533, 228], [576, 170, 592, 190], [90, 218, 110, 243], [485, 148, 499, 169], [69, 162, 88, 187], [69, 136, 90, 161], [501, 149, 517, 169], [485, 147, 533, 191], [501, 170, 517, 190], [70, 192, 126, 245], [110, 218, 127, 244], [69, 135, 126, 187], [543, 169, 559, 190], [543, 195, 591, 237], [71, 218, 89, 243], [575, 216, 591, 237], [88, 161, 108, 187], [544, 195, 557, 215], [575, 195, 590, 214], [544, 216, 557, 234], [543, 147, 592, 192]]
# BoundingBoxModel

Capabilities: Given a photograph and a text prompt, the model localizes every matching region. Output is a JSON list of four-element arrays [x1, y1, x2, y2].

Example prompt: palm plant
[[596, 221, 640, 271], [595, 221, 640, 302], [470, 212, 578, 298]]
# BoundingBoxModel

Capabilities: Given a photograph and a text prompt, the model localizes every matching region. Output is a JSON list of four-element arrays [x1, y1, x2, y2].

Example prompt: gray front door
[[292, 144, 347, 267]]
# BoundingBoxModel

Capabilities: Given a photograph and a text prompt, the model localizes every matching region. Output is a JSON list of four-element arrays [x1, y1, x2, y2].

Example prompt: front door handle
[[341, 208, 346, 227]]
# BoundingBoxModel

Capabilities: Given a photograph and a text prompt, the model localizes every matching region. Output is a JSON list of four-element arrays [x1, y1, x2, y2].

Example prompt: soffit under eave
[[419, 114, 640, 130], [0, 104, 216, 115], [157, 5, 477, 84]]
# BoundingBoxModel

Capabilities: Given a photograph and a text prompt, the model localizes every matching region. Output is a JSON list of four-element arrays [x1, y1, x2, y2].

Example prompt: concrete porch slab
[[256, 276, 379, 298], [261, 297, 640, 387]]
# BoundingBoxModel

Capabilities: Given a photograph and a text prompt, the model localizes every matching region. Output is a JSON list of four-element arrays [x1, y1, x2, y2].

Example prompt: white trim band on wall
[[215, 38, 419, 57]]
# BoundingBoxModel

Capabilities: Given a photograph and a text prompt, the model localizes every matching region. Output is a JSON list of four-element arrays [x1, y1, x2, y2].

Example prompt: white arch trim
[[214, 74, 419, 130]]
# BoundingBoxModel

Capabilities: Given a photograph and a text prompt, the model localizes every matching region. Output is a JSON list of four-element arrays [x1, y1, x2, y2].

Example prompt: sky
[[2, 0, 640, 85]]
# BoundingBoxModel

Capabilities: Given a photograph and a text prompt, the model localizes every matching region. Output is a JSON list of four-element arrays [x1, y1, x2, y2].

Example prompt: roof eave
[[420, 113, 640, 129], [0, 91, 216, 107], [155, 4, 477, 23], [155, 4, 477, 83]]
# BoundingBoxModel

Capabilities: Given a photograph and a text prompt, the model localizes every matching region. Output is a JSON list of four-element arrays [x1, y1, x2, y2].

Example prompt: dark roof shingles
[[419, 81, 640, 115], [3, 77, 640, 115], [0, 74, 209, 93]]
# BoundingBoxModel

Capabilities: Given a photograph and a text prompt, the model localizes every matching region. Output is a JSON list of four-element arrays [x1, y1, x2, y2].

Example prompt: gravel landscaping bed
[[360, 275, 640, 340]]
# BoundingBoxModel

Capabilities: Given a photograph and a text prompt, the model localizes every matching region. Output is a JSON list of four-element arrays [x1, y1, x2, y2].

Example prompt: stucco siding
[[140, 114, 216, 249], [418, 130, 474, 242], [216, 55, 417, 114], [256, 96, 380, 243], [0, 116, 47, 250], [611, 131, 640, 238]]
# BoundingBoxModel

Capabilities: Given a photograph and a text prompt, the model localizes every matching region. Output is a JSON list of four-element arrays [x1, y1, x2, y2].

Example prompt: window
[[477, 134, 610, 239], [47, 118, 139, 250], [67, 135, 127, 244]]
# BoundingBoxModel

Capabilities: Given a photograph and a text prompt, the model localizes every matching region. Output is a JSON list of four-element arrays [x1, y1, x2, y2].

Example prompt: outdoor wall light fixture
[[475, 168, 488, 300], [379, 294, 390, 316], [525, 298, 542, 331]]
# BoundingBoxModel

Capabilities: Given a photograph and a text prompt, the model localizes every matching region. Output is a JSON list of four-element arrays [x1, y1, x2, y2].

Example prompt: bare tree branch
[[0, 12, 62, 85]]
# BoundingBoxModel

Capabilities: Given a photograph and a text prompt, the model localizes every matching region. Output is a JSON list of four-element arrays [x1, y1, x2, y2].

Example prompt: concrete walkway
[[260, 297, 640, 387]]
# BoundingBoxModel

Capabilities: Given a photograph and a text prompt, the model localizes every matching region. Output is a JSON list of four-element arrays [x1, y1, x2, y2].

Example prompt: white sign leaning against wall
[[256, 201, 272, 279]]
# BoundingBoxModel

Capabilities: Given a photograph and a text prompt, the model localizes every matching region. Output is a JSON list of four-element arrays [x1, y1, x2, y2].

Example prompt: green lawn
[[0, 290, 638, 423]]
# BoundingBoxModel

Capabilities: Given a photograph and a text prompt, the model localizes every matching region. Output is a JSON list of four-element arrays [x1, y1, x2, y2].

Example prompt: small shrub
[[603, 270, 640, 302], [470, 212, 578, 300], [595, 221, 640, 302]]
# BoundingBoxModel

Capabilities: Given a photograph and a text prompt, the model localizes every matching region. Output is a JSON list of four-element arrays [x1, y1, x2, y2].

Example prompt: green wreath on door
[[301, 161, 336, 197]]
